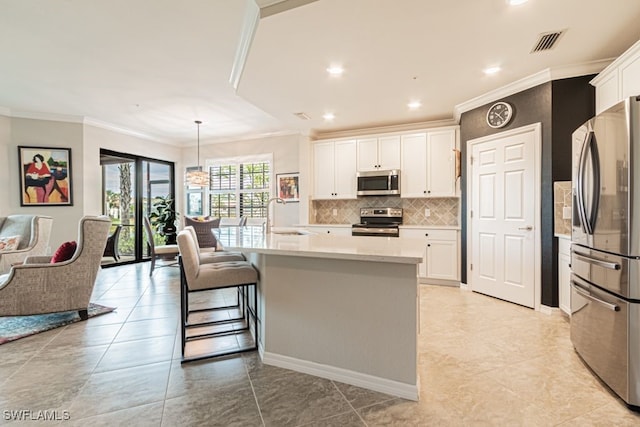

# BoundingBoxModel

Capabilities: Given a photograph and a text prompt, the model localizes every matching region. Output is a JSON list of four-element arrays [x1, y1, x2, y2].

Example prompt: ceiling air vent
[[531, 30, 564, 53], [293, 112, 311, 120]]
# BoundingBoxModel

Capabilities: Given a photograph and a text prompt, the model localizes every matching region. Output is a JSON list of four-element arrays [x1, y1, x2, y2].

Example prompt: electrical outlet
[[332, 208, 338, 216], [562, 206, 572, 220], [424, 208, 431, 217]]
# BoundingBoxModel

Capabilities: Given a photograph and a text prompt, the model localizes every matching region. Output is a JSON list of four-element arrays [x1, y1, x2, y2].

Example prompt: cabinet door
[[334, 140, 357, 199], [399, 228, 428, 278], [356, 138, 379, 172], [595, 71, 620, 115], [426, 129, 456, 197], [425, 239, 458, 281], [559, 253, 571, 315], [400, 133, 427, 197], [378, 135, 401, 170], [621, 54, 640, 101], [313, 141, 335, 199]]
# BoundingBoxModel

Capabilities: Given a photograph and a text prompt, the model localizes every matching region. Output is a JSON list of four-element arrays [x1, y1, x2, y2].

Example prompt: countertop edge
[[225, 246, 423, 264]]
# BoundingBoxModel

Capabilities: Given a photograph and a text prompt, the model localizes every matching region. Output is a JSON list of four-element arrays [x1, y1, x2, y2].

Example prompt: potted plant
[[149, 195, 179, 244]]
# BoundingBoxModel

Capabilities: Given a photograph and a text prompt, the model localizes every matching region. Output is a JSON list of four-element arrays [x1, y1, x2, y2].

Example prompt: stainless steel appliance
[[356, 170, 400, 196], [351, 207, 402, 237], [571, 96, 640, 409]]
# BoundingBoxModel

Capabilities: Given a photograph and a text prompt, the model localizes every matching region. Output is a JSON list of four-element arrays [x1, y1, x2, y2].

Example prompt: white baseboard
[[459, 282, 469, 291], [262, 351, 419, 401], [539, 305, 559, 316]]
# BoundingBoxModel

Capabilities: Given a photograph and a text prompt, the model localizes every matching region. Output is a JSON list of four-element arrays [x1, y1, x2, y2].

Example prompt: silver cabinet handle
[[518, 226, 533, 231], [572, 252, 621, 270], [572, 282, 620, 311]]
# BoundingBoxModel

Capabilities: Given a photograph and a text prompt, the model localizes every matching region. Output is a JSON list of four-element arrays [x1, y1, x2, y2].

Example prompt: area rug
[[0, 303, 115, 345]]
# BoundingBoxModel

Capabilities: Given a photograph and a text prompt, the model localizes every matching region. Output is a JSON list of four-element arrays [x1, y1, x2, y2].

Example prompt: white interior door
[[469, 124, 540, 308]]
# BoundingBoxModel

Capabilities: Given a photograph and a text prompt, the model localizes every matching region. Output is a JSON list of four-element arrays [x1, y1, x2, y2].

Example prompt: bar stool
[[183, 225, 245, 263], [177, 230, 258, 363]]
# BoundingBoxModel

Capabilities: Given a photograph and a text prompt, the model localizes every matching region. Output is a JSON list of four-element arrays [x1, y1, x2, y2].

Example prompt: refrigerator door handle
[[572, 280, 620, 312], [586, 131, 601, 233], [572, 252, 621, 270], [576, 134, 590, 234]]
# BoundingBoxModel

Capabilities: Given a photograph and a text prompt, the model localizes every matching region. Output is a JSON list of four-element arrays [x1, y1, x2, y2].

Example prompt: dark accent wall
[[460, 75, 594, 307]]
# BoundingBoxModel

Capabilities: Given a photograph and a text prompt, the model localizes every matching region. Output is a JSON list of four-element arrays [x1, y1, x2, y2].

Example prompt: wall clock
[[486, 101, 513, 128]]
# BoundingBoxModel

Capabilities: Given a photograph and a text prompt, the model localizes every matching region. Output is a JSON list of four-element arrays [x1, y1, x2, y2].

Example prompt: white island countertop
[[216, 226, 423, 264]]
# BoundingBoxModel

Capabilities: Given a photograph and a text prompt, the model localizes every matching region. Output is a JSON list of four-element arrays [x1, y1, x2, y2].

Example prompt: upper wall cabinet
[[592, 39, 640, 114], [356, 136, 401, 172], [313, 140, 357, 200], [401, 128, 457, 198]]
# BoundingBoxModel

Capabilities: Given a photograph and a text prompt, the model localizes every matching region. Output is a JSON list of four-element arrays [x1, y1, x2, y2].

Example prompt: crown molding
[[195, 129, 301, 146], [9, 109, 85, 123], [454, 60, 611, 121], [82, 117, 169, 144], [312, 118, 458, 141], [591, 39, 640, 85]]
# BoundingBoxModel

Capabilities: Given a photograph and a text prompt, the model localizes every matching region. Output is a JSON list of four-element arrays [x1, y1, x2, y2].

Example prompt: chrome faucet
[[265, 197, 286, 234]]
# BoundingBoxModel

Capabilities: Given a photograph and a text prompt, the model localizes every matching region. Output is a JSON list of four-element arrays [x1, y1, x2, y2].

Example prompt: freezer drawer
[[570, 275, 634, 404], [571, 244, 640, 299]]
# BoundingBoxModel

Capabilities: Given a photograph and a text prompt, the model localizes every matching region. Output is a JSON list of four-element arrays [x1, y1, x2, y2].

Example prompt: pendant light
[[185, 120, 209, 187]]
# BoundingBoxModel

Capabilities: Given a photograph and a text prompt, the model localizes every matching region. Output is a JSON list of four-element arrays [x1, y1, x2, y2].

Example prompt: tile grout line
[[243, 355, 267, 427], [329, 380, 370, 427]]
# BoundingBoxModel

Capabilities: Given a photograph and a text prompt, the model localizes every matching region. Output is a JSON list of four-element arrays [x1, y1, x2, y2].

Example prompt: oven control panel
[[360, 207, 402, 218]]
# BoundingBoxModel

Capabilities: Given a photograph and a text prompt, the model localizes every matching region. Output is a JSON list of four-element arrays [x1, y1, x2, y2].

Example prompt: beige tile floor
[[1, 262, 640, 426]]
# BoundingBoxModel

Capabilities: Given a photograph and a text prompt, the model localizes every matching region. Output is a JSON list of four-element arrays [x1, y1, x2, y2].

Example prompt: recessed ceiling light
[[323, 112, 335, 121], [508, 0, 528, 5], [484, 66, 501, 75], [408, 101, 422, 110], [326, 66, 344, 76]]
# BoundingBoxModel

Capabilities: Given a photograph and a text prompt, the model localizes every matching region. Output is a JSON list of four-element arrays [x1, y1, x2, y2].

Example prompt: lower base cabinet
[[400, 228, 459, 283], [558, 236, 571, 316]]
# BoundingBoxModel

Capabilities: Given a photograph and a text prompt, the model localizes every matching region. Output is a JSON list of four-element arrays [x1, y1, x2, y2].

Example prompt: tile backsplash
[[554, 181, 572, 236], [311, 197, 459, 226]]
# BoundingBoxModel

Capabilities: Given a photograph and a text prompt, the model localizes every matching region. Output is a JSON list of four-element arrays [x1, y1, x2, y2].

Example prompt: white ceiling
[[1, 0, 640, 146]]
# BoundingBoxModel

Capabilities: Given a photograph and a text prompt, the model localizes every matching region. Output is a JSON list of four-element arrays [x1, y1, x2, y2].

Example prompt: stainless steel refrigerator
[[571, 95, 640, 408]]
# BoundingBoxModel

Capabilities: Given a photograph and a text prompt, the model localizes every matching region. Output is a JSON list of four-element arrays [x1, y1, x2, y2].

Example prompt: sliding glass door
[[101, 150, 175, 266]]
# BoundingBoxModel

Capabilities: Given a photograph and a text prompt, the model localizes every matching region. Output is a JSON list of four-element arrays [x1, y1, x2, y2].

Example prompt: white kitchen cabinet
[[400, 228, 459, 283], [558, 236, 571, 316], [592, 39, 640, 114], [400, 129, 456, 198], [313, 140, 357, 200], [356, 135, 401, 172], [305, 225, 352, 236]]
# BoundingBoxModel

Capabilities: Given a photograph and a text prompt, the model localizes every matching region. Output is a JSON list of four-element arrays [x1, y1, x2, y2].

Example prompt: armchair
[[0, 216, 111, 319], [0, 215, 53, 273]]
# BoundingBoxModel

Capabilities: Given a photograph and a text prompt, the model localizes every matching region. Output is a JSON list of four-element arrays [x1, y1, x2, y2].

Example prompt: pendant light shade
[[185, 120, 210, 187]]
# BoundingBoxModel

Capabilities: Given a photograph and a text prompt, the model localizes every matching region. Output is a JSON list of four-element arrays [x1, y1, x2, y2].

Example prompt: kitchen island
[[216, 226, 423, 400]]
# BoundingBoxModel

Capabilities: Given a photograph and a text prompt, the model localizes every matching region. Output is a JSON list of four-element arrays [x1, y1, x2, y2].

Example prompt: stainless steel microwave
[[356, 170, 400, 196]]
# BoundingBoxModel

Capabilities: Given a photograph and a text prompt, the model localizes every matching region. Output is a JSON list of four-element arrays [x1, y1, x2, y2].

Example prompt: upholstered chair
[[177, 229, 258, 362], [0, 216, 111, 319], [182, 226, 245, 263], [0, 215, 53, 273]]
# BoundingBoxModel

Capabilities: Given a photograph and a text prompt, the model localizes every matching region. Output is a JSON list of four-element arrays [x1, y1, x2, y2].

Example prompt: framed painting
[[276, 172, 300, 202], [18, 146, 73, 206]]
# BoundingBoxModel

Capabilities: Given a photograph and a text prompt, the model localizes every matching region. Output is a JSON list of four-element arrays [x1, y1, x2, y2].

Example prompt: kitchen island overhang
[[216, 228, 424, 400]]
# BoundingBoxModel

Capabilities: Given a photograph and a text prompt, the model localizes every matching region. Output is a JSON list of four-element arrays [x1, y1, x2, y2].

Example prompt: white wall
[[193, 133, 304, 226], [83, 125, 182, 216], [0, 115, 11, 217], [3, 117, 85, 249]]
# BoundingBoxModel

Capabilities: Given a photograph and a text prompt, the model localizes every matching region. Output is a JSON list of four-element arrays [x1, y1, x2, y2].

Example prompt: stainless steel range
[[351, 207, 402, 237]]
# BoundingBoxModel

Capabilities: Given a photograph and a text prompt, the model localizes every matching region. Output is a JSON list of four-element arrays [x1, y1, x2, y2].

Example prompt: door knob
[[518, 226, 533, 231]]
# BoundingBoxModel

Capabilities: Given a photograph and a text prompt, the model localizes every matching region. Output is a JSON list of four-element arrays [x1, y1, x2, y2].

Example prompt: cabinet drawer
[[400, 228, 457, 241]]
